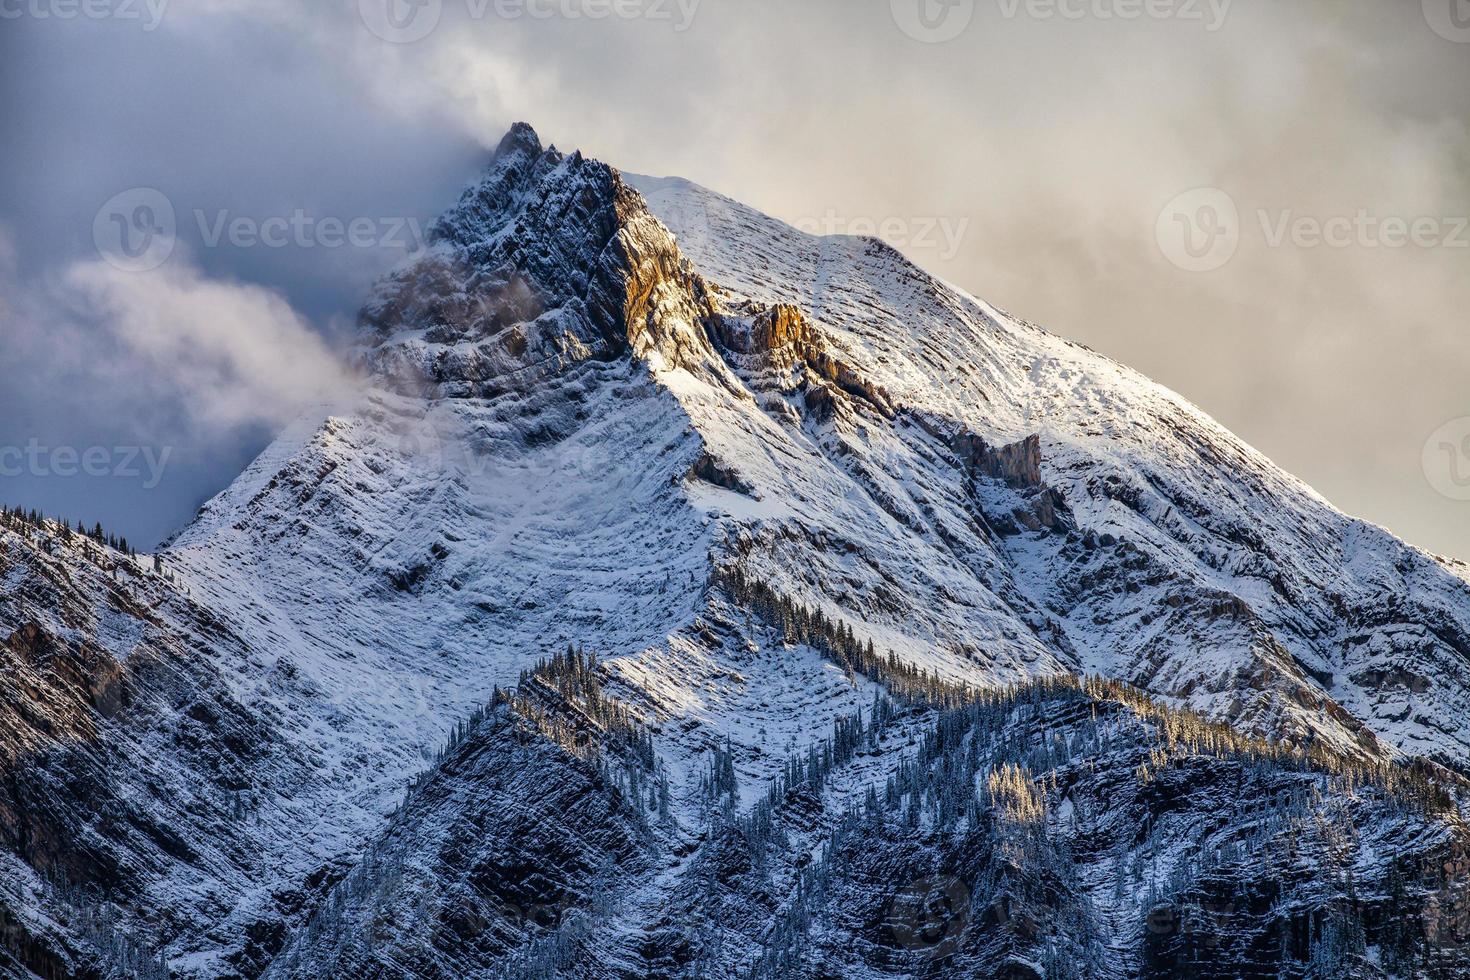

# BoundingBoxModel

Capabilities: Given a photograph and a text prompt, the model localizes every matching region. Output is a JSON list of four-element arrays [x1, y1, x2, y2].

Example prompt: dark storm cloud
[[0, 5, 483, 545]]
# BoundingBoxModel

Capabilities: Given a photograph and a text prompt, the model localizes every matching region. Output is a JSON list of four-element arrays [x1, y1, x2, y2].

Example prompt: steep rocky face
[[959, 433, 1043, 490], [0, 513, 341, 979], [4, 125, 1470, 978], [359, 123, 721, 398], [706, 302, 811, 358], [265, 705, 658, 979]]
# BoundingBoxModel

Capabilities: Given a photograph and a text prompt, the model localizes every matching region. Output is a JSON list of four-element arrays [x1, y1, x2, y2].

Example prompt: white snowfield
[[6, 124, 1469, 976], [629, 171, 1470, 761]]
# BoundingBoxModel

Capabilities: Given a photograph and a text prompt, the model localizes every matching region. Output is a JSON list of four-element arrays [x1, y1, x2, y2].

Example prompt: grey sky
[[1, 0, 1467, 559]]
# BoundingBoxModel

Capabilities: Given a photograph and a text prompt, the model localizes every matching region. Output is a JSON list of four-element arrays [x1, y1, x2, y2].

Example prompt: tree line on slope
[[0, 505, 135, 556], [729, 680, 1467, 978], [718, 564, 1458, 817], [270, 572, 1469, 978], [697, 572, 1468, 977]]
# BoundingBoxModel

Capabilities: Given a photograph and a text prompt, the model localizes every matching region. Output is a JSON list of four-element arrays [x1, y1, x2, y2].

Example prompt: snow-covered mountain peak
[[7, 124, 1470, 978], [490, 119, 549, 165], [356, 124, 729, 402], [626, 168, 1470, 765], [214, 126, 1470, 773]]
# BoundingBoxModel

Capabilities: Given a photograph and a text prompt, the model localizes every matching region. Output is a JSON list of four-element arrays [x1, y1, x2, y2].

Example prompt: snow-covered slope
[[4, 123, 1470, 978], [627, 171, 1470, 766]]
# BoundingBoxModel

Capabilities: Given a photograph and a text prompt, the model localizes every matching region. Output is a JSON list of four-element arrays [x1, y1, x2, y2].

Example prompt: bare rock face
[[950, 431, 1073, 535], [359, 123, 720, 398], [958, 433, 1045, 490], [707, 302, 812, 359], [705, 297, 896, 426]]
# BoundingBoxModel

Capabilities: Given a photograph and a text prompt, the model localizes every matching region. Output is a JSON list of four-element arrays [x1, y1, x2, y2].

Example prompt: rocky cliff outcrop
[[359, 123, 721, 399]]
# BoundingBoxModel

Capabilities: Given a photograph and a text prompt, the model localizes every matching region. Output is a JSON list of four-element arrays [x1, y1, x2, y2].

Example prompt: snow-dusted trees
[[701, 737, 739, 820], [24, 874, 171, 980], [705, 665, 1467, 978], [0, 505, 137, 556], [717, 567, 975, 707]]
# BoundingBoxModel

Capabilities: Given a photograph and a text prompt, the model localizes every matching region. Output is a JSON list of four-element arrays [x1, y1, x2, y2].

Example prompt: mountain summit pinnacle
[[492, 120, 544, 162], [360, 122, 721, 396]]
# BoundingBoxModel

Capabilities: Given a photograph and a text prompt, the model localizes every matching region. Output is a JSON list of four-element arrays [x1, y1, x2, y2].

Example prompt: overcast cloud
[[1, 0, 1466, 557]]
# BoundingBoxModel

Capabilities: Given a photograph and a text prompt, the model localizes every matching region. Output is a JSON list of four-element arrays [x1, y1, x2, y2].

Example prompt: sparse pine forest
[[0, 504, 136, 557]]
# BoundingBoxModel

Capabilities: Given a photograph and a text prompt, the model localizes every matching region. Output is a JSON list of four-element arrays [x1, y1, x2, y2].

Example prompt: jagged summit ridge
[[358, 122, 724, 398], [491, 119, 545, 162]]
